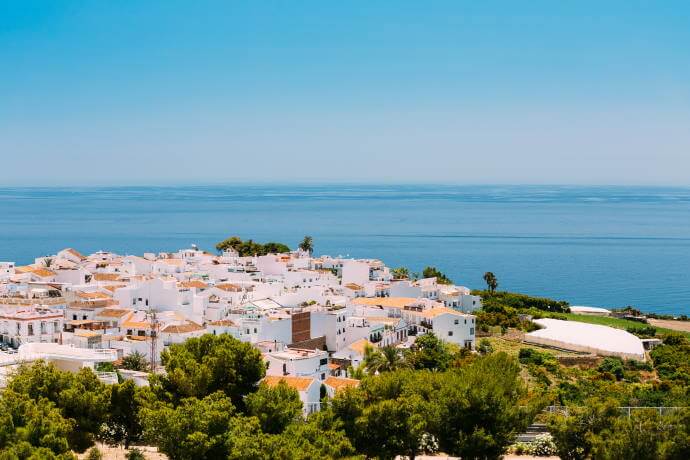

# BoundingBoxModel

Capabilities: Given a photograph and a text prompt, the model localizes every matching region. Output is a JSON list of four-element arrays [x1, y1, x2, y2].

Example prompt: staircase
[[516, 423, 549, 443]]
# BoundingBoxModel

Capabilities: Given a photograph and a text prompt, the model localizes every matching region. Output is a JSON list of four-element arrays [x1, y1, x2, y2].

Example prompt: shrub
[[85, 447, 103, 460], [126, 448, 146, 460]]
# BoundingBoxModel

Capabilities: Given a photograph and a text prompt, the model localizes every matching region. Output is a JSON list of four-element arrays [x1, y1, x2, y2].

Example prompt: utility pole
[[147, 308, 159, 373]]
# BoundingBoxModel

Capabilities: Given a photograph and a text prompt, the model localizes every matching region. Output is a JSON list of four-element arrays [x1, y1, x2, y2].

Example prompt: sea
[[1, 184, 689, 315]]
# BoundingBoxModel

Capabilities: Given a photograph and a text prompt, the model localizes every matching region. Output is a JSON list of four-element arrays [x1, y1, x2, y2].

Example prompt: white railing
[[544, 405, 687, 417]]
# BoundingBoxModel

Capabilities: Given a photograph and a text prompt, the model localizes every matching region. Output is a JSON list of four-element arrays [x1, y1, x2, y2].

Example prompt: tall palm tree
[[298, 235, 314, 255], [364, 345, 409, 374], [483, 272, 498, 294]]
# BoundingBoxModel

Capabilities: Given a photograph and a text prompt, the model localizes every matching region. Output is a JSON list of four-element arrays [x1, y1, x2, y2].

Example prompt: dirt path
[[649, 319, 690, 333]]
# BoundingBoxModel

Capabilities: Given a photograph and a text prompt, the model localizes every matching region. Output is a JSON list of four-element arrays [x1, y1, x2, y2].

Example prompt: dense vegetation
[[0, 333, 541, 459], [215, 236, 291, 256], [3, 289, 690, 458]]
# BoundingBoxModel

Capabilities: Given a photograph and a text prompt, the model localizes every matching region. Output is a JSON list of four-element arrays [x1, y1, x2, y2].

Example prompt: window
[[447, 331, 453, 337], [464, 319, 467, 324], [28, 324, 34, 336], [470, 328, 475, 335], [321, 373, 326, 380], [138, 330, 145, 336], [253, 328, 257, 333], [127, 329, 133, 335], [320, 358, 328, 366], [454, 319, 459, 325], [83, 315, 87, 320], [40, 322, 47, 334], [72, 314, 77, 320]]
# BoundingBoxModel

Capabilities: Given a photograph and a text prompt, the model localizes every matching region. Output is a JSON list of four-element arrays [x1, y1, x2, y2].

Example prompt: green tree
[[422, 266, 453, 285], [298, 236, 314, 254], [215, 236, 243, 253], [8, 362, 110, 452], [436, 353, 537, 459], [152, 334, 265, 408], [102, 380, 143, 448], [591, 410, 665, 460], [548, 398, 619, 460], [261, 242, 291, 254], [483, 272, 498, 293], [141, 392, 235, 460], [363, 345, 409, 374], [120, 351, 149, 372], [245, 382, 303, 434], [0, 389, 74, 458], [215, 236, 291, 256], [409, 333, 453, 371]]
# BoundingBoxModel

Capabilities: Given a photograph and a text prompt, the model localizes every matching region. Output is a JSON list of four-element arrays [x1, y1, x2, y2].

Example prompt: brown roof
[[352, 297, 418, 309], [32, 268, 56, 278], [93, 273, 121, 281], [65, 248, 86, 260], [263, 375, 315, 392], [160, 322, 205, 334], [97, 308, 132, 318], [344, 283, 364, 290], [348, 338, 374, 355], [208, 319, 236, 326], [215, 283, 242, 292], [179, 280, 208, 289], [324, 376, 360, 391], [75, 291, 111, 300], [103, 284, 126, 293]]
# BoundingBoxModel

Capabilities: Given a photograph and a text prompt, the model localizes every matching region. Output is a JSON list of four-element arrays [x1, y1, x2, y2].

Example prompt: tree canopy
[[215, 236, 290, 256], [422, 266, 453, 285], [152, 333, 265, 408]]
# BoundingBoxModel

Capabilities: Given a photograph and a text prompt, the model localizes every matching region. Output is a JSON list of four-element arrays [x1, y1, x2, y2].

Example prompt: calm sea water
[[1, 185, 689, 315]]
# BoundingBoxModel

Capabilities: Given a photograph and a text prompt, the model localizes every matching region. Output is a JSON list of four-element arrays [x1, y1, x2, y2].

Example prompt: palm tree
[[363, 345, 409, 374], [483, 272, 498, 294], [43, 257, 54, 268], [298, 236, 314, 254], [390, 266, 410, 280]]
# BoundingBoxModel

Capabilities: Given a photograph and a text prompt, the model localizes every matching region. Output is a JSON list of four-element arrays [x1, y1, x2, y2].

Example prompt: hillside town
[[0, 241, 481, 407]]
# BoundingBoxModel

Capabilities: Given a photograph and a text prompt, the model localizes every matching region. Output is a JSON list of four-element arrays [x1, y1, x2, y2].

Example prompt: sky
[[1, 1, 689, 186]]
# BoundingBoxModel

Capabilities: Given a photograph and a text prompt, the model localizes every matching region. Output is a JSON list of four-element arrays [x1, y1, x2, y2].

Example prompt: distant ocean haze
[[1, 184, 689, 314]]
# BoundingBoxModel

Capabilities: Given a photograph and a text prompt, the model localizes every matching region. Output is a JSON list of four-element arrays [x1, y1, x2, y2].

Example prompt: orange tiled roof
[[324, 376, 360, 391], [93, 273, 121, 282], [75, 291, 111, 300], [32, 268, 56, 278], [352, 297, 418, 309], [160, 322, 205, 334], [179, 280, 208, 289], [215, 283, 242, 292], [263, 375, 315, 392], [348, 338, 374, 355]]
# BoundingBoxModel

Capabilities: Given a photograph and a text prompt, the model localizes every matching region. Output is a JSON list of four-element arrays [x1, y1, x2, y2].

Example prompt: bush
[[126, 448, 146, 460], [598, 357, 625, 381], [518, 348, 557, 372], [478, 338, 493, 355], [85, 447, 103, 460], [531, 433, 557, 456]]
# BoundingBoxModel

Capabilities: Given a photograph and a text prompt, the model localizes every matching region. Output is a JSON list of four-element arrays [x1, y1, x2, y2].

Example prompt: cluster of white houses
[[0, 247, 480, 412]]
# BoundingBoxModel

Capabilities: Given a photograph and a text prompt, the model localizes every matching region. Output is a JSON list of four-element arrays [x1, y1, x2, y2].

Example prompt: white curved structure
[[525, 318, 645, 361]]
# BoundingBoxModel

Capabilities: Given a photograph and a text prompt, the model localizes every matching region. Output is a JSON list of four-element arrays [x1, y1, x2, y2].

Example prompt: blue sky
[[1, 1, 689, 185]]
